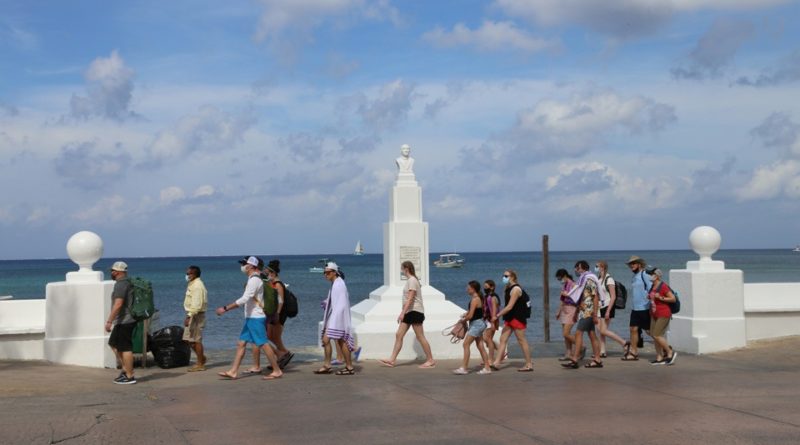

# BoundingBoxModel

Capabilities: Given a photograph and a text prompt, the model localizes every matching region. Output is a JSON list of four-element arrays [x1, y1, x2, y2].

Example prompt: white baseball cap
[[324, 262, 339, 272], [110, 261, 128, 272]]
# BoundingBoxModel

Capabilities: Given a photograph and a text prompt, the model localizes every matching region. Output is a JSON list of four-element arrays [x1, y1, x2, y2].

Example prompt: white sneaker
[[477, 368, 492, 375], [452, 367, 469, 375]]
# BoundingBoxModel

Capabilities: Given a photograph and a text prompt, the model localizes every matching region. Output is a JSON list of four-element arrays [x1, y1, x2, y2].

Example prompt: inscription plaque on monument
[[399, 245, 421, 280]]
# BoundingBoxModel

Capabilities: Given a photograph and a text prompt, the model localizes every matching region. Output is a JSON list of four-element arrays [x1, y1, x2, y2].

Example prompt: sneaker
[[649, 359, 666, 366], [667, 352, 678, 366], [330, 359, 344, 366], [114, 374, 137, 385], [477, 368, 492, 375], [452, 367, 469, 375]]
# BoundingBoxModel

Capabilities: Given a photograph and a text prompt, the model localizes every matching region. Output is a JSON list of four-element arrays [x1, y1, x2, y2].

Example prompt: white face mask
[[185, 274, 190, 282], [593, 266, 600, 273], [241, 265, 248, 274], [502, 276, 509, 285]]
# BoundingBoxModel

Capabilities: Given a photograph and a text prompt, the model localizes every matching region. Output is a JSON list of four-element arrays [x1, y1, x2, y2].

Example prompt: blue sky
[[1, 0, 799, 259]]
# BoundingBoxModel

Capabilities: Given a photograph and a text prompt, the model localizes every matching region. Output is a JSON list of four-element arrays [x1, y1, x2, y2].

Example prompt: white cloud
[[671, 18, 754, 80], [69, 50, 137, 121], [147, 105, 256, 161], [26, 207, 50, 224], [493, 0, 788, 39], [428, 195, 477, 218], [53, 142, 131, 190], [353, 79, 417, 133], [737, 160, 800, 200], [422, 21, 558, 53], [72, 195, 127, 222], [160, 186, 186, 206], [505, 89, 676, 160], [193, 185, 215, 198]]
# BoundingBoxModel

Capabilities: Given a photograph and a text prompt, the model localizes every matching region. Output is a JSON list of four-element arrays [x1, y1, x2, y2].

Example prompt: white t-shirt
[[599, 275, 616, 309], [403, 276, 424, 314], [235, 274, 266, 318]]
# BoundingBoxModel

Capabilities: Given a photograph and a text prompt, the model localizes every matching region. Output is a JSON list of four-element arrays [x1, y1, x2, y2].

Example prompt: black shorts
[[108, 322, 136, 352], [629, 310, 651, 331], [576, 317, 595, 332], [402, 311, 425, 325], [268, 311, 288, 326], [600, 306, 616, 319]]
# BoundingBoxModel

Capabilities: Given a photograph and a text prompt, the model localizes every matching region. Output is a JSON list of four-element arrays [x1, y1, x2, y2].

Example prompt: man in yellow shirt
[[183, 265, 208, 371]]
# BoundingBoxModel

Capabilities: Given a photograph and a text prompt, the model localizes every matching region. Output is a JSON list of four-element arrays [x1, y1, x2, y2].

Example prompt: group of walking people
[[106, 254, 679, 385], [555, 256, 678, 370]]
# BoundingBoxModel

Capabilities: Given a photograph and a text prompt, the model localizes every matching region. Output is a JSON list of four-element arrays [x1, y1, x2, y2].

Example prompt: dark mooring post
[[542, 234, 550, 342]]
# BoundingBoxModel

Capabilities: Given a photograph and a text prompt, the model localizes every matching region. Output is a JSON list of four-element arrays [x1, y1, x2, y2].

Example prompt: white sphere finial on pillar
[[689, 226, 721, 262], [66, 231, 104, 273]]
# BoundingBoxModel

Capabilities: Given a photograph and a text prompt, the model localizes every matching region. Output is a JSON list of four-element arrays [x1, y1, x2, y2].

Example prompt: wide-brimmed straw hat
[[625, 255, 645, 265]]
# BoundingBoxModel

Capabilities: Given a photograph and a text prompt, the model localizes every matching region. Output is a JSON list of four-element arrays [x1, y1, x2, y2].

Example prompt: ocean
[[1, 250, 798, 350]]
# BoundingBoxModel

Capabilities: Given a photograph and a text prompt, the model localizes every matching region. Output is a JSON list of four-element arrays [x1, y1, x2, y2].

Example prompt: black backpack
[[522, 289, 532, 319], [603, 275, 627, 310], [284, 288, 299, 318]]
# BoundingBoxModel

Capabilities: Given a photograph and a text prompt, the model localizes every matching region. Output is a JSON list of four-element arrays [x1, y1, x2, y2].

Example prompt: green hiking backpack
[[128, 277, 155, 321], [262, 279, 279, 315]]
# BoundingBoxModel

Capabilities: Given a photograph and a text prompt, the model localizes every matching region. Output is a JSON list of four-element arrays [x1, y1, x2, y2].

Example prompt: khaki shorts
[[183, 312, 206, 342], [650, 316, 670, 338]]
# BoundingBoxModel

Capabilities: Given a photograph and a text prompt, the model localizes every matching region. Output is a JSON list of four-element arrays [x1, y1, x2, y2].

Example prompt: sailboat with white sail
[[354, 240, 365, 256]]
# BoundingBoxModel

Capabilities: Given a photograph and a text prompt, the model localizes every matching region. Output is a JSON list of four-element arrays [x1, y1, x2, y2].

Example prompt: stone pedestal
[[350, 148, 464, 360], [668, 226, 747, 354], [43, 231, 117, 368]]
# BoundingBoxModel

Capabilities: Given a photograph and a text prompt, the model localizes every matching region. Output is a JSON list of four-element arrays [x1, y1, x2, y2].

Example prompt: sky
[[1, 0, 799, 260]]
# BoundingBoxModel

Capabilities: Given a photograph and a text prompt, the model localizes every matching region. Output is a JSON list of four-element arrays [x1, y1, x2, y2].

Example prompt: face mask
[[484, 288, 491, 294], [241, 265, 248, 274], [400, 271, 406, 278], [502, 276, 509, 285], [593, 266, 600, 273], [185, 274, 190, 282]]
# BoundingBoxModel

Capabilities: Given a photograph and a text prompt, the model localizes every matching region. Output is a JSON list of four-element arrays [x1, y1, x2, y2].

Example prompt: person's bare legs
[[261, 343, 282, 378], [321, 335, 333, 370], [337, 339, 353, 369], [220, 340, 248, 377], [249, 344, 262, 372], [382, 323, 411, 365], [513, 328, 533, 370], [561, 323, 575, 358], [588, 330, 602, 363], [483, 326, 498, 363], [572, 330, 585, 362], [268, 323, 289, 357], [629, 325, 640, 356], [460, 336, 474, 369], [492, 326, 514, 368], [411, 324, 435, 366], [120, 351, 134, 378], [475, 337, 491, 372]]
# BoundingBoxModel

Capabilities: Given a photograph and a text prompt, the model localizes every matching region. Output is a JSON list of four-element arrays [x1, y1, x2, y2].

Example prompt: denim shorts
[[467, 319, 487, 338]]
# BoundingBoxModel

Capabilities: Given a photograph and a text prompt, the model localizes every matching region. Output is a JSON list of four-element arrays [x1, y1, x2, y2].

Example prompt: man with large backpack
[[105, 261, 138, 385]]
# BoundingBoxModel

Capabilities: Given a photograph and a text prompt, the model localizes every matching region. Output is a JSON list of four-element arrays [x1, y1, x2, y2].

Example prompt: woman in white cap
[[379, 261, 436, 369], [315, 262, 357, 375]]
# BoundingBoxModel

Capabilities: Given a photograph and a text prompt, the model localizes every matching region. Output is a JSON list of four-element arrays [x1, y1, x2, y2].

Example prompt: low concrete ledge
[[744, 283, 800, 313], [0, 326, 46, 335]]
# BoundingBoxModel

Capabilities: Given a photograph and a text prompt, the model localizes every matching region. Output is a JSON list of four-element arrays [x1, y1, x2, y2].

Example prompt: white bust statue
[[395, 144, 414, 173]]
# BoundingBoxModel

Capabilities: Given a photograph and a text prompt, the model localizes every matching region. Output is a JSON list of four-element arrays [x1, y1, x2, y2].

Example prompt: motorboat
[[794, 245, 800, 252], [309, 258, 331, 273], [433, 253, 465, 268], [354, 240, 365, 256]]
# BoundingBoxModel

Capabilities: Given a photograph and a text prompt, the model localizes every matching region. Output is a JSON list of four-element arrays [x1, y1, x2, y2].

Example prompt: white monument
[[668, 226, 747, 354], [44, 231, 117, 368], [351, 145, 464, 359]]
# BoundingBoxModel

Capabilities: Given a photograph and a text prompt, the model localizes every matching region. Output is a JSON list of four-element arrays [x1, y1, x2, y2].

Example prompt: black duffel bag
[[150, 326, 191, 369]]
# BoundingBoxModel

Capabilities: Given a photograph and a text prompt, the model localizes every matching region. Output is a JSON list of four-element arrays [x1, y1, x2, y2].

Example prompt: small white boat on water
[[793, 245, 800, 252], [433, 253, 465, 268], [354, 240, 365, 256], [309, 258, 331, 273]]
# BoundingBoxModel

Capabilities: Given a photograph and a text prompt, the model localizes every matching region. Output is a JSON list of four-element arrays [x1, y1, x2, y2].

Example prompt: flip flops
[[217, 371, 238, 379], [378, 359, 395, 368], [262, 374, 282, 380], [418, 361, 436, 369], [517, 366, 534, 372]]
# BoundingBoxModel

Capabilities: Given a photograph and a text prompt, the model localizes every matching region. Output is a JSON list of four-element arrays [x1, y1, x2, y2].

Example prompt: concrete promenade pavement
[[2, 337, 800, 445]]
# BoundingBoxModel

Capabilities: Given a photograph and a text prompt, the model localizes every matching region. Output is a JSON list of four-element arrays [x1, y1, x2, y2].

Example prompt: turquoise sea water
[[1, 250, 798, 350]]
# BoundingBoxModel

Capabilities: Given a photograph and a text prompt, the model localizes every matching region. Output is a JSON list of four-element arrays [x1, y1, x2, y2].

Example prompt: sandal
[[584, 360, 604, 368], [378, 359, 395, 368], [490, 364, 500, 371], [621, 352, 639, 361], [335, 367, 356, 375], [600, 352, 607, 358], [623, 341, 631, 355], [313, 366, 333, 374], [560, 360, 579, 369], [517, 366, 534, 372]]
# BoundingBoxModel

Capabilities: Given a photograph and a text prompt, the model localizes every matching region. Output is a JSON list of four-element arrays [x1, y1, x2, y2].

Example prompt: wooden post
[[542, 235, 550, 343]]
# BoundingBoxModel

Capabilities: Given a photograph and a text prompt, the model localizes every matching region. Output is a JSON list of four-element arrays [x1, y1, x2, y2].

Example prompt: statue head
[[400, 144, 411, 158]]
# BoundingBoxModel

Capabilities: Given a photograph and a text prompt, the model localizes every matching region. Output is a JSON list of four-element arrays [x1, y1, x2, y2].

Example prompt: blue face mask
[[502, 276, 509, 285]]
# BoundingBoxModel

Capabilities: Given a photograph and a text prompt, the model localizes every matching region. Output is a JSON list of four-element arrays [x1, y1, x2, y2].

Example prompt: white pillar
[[350, 146, 464, 360], [44, 231, 116, 368], [669, 226, 747, 354]]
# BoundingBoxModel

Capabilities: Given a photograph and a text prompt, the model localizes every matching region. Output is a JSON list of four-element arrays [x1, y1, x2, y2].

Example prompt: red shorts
[[504, 318, 527, 330]]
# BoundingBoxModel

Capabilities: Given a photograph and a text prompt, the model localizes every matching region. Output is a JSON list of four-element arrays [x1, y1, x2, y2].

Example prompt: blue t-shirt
[[631, 271, 652, 311]]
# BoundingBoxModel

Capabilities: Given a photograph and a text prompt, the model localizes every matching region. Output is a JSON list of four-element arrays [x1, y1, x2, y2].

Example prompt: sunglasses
[[503, 275, 509, 278]]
